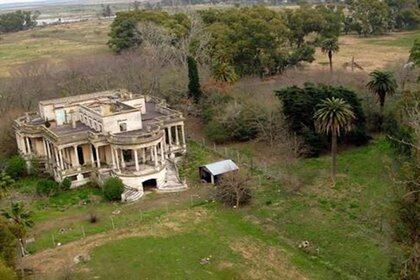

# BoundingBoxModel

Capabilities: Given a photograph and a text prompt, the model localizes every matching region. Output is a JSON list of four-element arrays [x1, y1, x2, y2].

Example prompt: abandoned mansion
[[14, 90, 187, 201]]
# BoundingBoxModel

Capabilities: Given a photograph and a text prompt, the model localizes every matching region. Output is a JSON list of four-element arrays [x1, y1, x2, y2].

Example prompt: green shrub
[[60, 178, 72, 191], [5, 155, 26, 180], [103, 177, 124, 201], [36, 179, 59, 197], [383, 114, 414, 157], [0, 218, 17, 268], [0, 172, 14, 198], [204, 121, 231, 144], [0, 259, 17, 280]]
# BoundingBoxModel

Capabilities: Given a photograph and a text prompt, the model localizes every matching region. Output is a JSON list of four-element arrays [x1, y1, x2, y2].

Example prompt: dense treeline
[[0, 10, 38, 34], [276, 83, 370, 156], [108, 2, 419, 79]]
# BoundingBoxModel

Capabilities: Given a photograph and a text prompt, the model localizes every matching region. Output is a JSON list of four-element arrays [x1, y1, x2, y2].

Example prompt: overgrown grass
[[364, 30, 420, 48], [16, 138, 395, 279], [251, 138, 394, 279]]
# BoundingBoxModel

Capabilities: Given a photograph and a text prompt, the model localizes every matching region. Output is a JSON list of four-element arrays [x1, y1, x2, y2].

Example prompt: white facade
[[14, 89, 187, 202]]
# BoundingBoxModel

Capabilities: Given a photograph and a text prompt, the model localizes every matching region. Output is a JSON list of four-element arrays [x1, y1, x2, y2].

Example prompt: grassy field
[[314, 30, 419, 72], [0, 19, 110, 76], [15, 138, 395, 279]]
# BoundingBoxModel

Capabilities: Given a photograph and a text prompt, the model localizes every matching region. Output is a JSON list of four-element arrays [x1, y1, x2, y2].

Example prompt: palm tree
[[1, 201, 34, 256], [211, 60, 238, 84], [366, 70, 397, 115], [314, 97, 355, 182], [321, 37, 339, 73]]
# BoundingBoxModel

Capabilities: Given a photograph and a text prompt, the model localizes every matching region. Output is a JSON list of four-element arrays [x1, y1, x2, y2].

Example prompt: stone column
[[153, 145, 158, 167], [111, 146, 116, 169], [120, 149, 126, 168], [95, 146, 101, 168], [134, 149, 139, 171], [160, 140, 165, 163], [168, 127, 172, 148], [181, 124, 186, 147], [54, 147, 60, 170], [149, 147, 154, 162], [114, 148, 120, 171], [141, 148, 146, 163], [59, 149, 64, 170], [90, 145, 95, 167], [73, 145, 80, 168], [175, 125, 180, 146], [25, 137, 32, 154], [42, 138, 48, 157]]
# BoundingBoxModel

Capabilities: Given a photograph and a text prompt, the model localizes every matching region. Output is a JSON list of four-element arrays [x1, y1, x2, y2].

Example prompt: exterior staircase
[[121, 186, 143, 202], [160, 160, 187, 192]]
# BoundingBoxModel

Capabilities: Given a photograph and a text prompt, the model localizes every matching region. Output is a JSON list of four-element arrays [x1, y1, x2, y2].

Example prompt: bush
[[383, 114, 414, 157], [0, 218, 17, 268], [5, 155, 26, 180], [103, 177, 124, 201], [36, 179, 59, 197], [60, 178, 72, 191], [0, 259, 17, 280]]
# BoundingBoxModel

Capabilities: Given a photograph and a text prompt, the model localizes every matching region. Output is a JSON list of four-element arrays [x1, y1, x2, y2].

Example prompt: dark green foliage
[[347, 0, 391, 35], [386, 0, 420, 30], [0, 172, 14, 198], [0, 10, 38, 33], [0, 259, 17, 280], [187, 56, 202, 103], [200, 6, 318, 79], [383, 114, 414, 157], [60, 177, 72, 191], [5, 155, 26, 180], [103, 177, 124, 201], [36, 179, 59, 197], [409, 39, 420, 66], [107, 19, 142, 53], [283, 4, 343, 46], [0, 218, 17, 268], [110, 10, 190, 42], [276, 83, 369, 156], [204, 121, 231, 144]]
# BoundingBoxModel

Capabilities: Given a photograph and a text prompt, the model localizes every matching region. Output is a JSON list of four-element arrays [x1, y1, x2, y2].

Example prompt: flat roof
[[39, 90, 125, 106], [201, 160, 239, 176]]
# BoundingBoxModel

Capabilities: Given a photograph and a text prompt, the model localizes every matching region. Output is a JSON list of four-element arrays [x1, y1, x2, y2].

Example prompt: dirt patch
[[21, 208, 210, 277], [230, 237, 308, 280]]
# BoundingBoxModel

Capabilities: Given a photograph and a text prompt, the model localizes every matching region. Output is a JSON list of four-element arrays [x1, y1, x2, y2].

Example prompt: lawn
[[15, 138, 393, 279]]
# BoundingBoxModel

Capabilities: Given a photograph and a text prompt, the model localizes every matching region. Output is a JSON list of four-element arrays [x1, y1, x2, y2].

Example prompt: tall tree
[[314, 97, 355, 182], [367, 70, 398, 115], [1, 202, 33, 256], [187, 56, 202, 103], [321, 37, 340, 73], [107, 19, 142, 53]]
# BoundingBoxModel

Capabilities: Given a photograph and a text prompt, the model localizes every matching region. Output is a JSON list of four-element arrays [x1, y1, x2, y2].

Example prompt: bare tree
[[215, 170, 251, 208]]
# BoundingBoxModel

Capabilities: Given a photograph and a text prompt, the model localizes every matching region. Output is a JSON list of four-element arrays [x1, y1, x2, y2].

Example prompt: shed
[[199, 159, 239, 184]]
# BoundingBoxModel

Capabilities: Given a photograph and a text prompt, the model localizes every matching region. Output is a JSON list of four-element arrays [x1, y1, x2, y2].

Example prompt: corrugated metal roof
[[202, 159, 238, 176]]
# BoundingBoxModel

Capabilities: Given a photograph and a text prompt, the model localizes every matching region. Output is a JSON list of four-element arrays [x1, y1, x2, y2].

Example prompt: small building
[[199, 159, 239, 184]]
